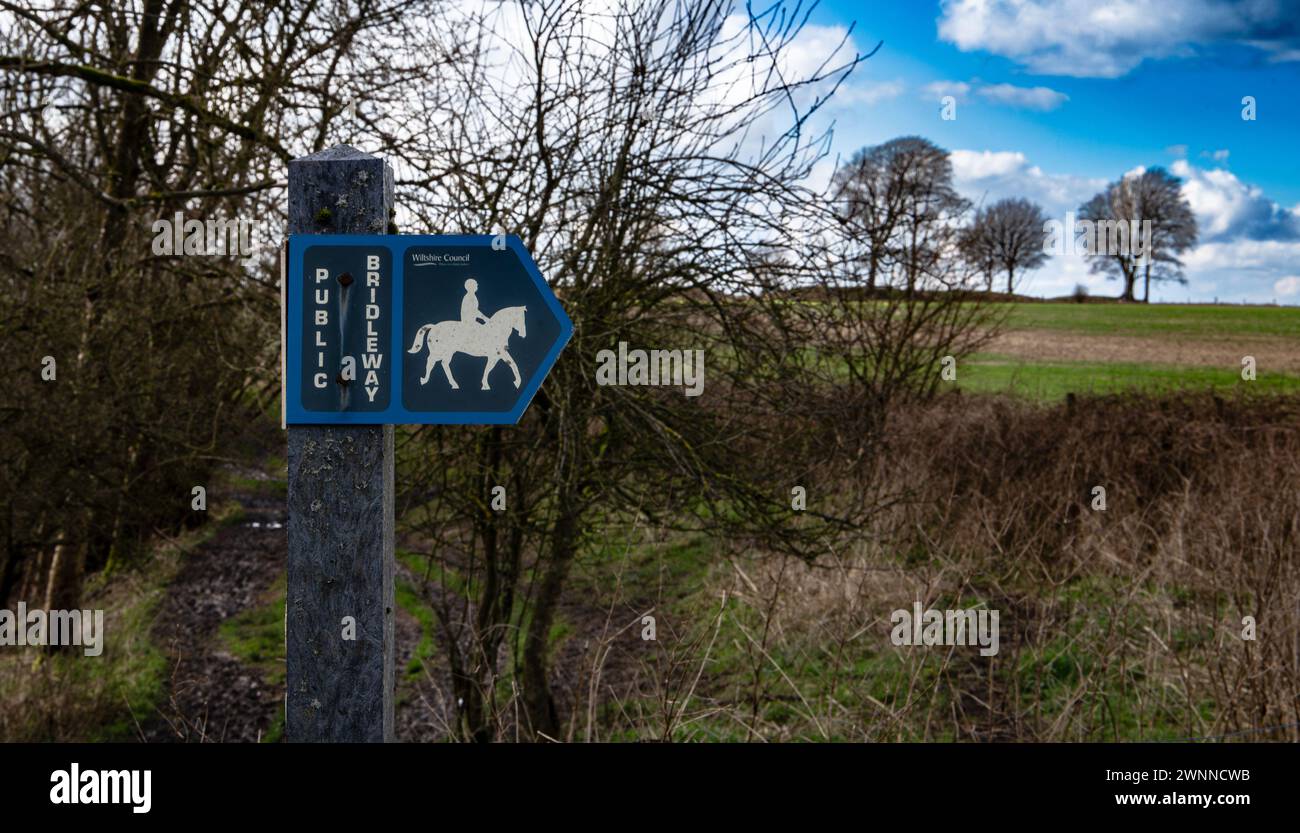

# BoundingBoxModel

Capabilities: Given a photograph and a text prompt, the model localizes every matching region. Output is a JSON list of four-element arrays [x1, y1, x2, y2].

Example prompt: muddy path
[[139, 476, 287, 743], [136, 468, 648, 742]]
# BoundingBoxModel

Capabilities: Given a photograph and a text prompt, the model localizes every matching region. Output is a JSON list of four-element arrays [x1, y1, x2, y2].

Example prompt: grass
[[957, 352, 1300, 401], [597, 563, 958, 742], [995, 301, 1300, 338], [938, 301, 1300, 402], [74, 589, 171, 742], [91, 504, 255, 741], [395, 576, 437, 680], [0, 500, 246, 741], [187, 521, 287, 743], [580, 506, 1253, 742], [807, 301, 1300, 402], [214, 454, 288, 497], [571, 524, 717, 604], [393, 547, 574, 702], [217, 577, 286, 687]]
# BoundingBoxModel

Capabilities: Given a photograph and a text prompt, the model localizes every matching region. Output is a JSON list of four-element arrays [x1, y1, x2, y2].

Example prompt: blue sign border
[[285, 234, 572, 425]]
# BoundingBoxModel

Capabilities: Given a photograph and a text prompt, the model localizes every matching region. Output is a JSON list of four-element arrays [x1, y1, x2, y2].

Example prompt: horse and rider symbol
[[406, 278, 527, 391]]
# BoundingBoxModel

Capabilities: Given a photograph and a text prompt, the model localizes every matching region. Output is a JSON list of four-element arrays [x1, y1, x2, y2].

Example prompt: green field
[[962, 302, 1300, 401], [958, 353, 1300, 400], [994, 301, 1300, 338]]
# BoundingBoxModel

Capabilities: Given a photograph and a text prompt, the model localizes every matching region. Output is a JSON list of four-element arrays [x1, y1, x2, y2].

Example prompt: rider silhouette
[[461, 278, 489, 326]]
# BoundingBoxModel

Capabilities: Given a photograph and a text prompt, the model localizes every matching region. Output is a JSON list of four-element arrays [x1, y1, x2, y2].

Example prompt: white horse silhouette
[[407, 305, 527, 391]]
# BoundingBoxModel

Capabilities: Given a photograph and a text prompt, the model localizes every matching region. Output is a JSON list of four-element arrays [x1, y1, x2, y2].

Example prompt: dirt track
[[136, 473, 647, 742], [988, 328, 1300, 373], [140, 484, 287, 742], [138, 477, 438, 742]]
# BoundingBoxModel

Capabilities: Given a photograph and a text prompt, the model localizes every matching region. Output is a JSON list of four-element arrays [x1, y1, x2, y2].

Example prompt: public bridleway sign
[[284, 234, 572, 425]]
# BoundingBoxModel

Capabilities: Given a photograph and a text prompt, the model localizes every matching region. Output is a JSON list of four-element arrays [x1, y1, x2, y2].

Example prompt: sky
[[785, 0, 1300, 303]]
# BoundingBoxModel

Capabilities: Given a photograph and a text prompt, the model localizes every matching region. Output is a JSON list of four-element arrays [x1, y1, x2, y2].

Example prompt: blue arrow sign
[[284, 234, 572, 425]]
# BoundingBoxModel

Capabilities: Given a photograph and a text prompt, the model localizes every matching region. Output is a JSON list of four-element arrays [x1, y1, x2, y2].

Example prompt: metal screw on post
[[285, 145, 395, 742]]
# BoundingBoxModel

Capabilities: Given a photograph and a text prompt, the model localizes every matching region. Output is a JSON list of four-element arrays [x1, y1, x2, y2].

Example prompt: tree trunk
[[99, 0, 169, 249], [1005, 264, 1015, 295], [0, 548, 17, 609], [460, 429, 526, 743], [0, 500, 17, 606], [521, 506, 579, 740], [44, 537, 85, 615]]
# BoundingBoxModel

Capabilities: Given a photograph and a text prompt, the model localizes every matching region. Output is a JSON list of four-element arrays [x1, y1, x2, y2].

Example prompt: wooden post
[[286, 145, 395, 742]]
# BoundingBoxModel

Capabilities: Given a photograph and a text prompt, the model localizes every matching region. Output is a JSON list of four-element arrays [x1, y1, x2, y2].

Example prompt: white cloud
[[1179, 239, 1300, 302], [1171, 159, 1300, 241], [1245, 40, 1300, 63], [950, 149, 1105, 216], [839, 79, 906, 105], [1275, 276, 1300, 296], [921, 79, 1067, 110], [937, 0, 1300, 78], [1184, 239, 1300, 270], [767, 20, 861, 81], [923, 80, 971, 101], [951, 149, 1028, 179], [1033, 236, 1300, 304], [976, 82, 1068, 111], [691, 15, 868, 167]]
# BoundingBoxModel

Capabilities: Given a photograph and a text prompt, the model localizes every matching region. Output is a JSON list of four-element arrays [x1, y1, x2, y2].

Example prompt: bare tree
[[0, 0, 465, 612], [959, 219, 999, 291], [1134, 169, 1198, 302], [830, 141, 908, 293], [890, 138, 969, 294], [1078, 167, 1196, 302], [831, 137, 968, 294], [964, 197, 1049, 295], [809, 138, 999, 450], [389, 0, 873, 740]]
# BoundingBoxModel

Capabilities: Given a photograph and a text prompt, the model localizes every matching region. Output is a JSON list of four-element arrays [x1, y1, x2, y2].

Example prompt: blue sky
[[790, 0, 1300, 302]]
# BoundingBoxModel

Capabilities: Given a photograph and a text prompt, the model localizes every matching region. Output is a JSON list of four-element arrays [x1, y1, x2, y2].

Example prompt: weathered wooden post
[[282, 146, 571, 742], [285, 145, 395, 742]]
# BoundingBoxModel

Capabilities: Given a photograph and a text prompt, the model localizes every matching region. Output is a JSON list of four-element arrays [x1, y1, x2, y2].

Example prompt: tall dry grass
[[587, 391, 1299, 741]]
